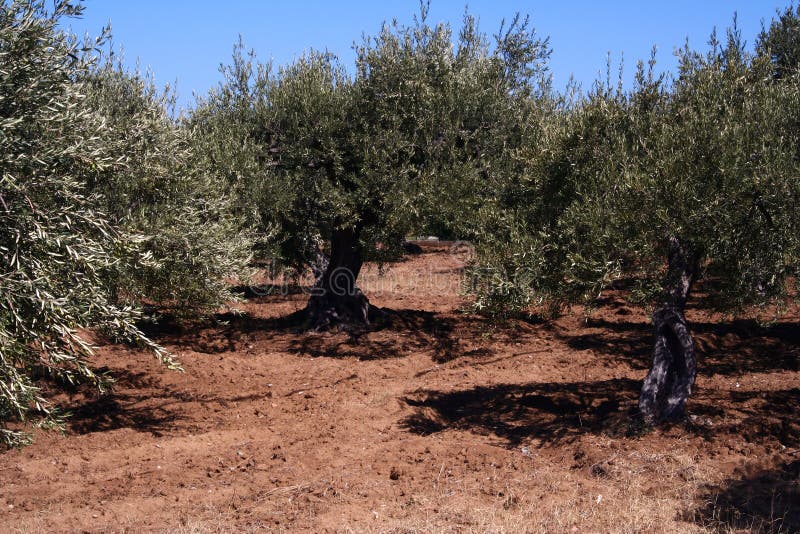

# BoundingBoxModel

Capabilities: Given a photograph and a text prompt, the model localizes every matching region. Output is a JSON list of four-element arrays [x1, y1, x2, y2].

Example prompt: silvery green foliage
[[472, 17, 800, 319], [82, 59, 252, 314], [191, 6, 554, 276], [190, 39, 404, 271], [189, 39, 288, 264], [354, 7, 554, 246], [0, 0, 175, 447], [758, 4, 800, 79]]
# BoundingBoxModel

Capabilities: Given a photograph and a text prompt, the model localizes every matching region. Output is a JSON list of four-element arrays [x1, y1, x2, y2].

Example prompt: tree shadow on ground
[[400, 378, 642, 447], [66, 370, 180, 436], [68, 394, 179, 436], [689, 459, 800, 533], [558, 316, 799, 376], [137, 307, 308, 339], [141, 304, 503, 362], [688, 387, 800, 445], [284, 308, 497, 361], [401, 379, 800, 449], [137, 308, 308, 354], [65, 369, 267, 437]]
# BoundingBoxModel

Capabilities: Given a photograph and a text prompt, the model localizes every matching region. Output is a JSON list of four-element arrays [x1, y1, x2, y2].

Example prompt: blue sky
[[65, 1, 790, 111]]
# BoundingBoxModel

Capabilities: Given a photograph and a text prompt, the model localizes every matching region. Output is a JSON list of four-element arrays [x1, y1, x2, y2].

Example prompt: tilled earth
[[1, 243, 798, 533]]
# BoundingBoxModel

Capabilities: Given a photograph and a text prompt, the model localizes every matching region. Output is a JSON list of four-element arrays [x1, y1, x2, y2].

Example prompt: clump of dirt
[[1, 245, 797, 532]]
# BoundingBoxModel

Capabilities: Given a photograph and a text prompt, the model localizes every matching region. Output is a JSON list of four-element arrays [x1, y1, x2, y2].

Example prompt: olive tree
[[0, 0, 174, 447], [82, 58, 252, 315], [473, 22, 800, 424], [193, 6, 551, 329]]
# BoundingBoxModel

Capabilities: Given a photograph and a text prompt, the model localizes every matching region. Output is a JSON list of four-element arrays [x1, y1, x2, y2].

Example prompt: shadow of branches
[[284, 308, 489, 361], [142, 304, 504, 362], [689, 387, 800, 445], [690, 459, 800, 533], [67, 370, 180, 436], [401, 378, 799, 449], [401, 378, 641, 447], [66, 369, 268, 436]]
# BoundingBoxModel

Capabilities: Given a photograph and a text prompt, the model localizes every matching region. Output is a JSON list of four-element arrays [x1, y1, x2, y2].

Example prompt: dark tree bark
[[305, 227, 370, 329], [309, 237, 329, 284], [639, 237, 699, 424]]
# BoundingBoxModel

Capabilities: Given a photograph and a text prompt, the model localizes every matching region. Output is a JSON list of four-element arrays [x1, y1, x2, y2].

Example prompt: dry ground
[[1, 243, 798, 533]]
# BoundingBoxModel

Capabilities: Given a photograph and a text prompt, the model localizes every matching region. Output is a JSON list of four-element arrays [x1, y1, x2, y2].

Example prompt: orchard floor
[[1, 243, 799, 533]]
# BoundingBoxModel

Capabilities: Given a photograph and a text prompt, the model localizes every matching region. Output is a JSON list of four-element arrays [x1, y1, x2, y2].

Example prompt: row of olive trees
[[189, 4, 800, 424], [0, 0, 250, 447], [470, 8, 800, 423], [3, 0, 798, 446], [144, 3, 800, 428], [2, 0, 551, 446]]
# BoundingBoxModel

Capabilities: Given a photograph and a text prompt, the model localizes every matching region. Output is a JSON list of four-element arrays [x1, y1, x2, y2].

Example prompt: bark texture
[[639, 237, 698, 424], [310, 239, 330, 285], [305, 227, 370, 329]]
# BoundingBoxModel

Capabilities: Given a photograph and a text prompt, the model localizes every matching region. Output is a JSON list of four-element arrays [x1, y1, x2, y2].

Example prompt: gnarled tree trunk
[[639, 237, 699, 424], [305, 227, 370, 329]]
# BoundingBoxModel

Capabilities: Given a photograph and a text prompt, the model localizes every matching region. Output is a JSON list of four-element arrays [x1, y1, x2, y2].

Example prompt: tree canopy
[[470, 19, 800, 422], [82, 58, 252, 314], [0, 0, 249, 446], [192, 6, 553, 327]]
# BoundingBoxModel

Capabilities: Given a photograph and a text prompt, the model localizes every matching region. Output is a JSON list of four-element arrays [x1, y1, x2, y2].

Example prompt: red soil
[[1, 244, 798, 532]]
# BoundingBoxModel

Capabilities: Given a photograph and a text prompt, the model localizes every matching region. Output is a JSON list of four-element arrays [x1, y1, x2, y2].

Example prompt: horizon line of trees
[[1, 0, 798, 446]]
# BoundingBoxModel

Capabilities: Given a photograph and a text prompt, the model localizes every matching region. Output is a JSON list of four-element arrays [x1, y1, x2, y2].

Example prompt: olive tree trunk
[[639, 237, 698, 424], [305, 227, 370, 329]]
